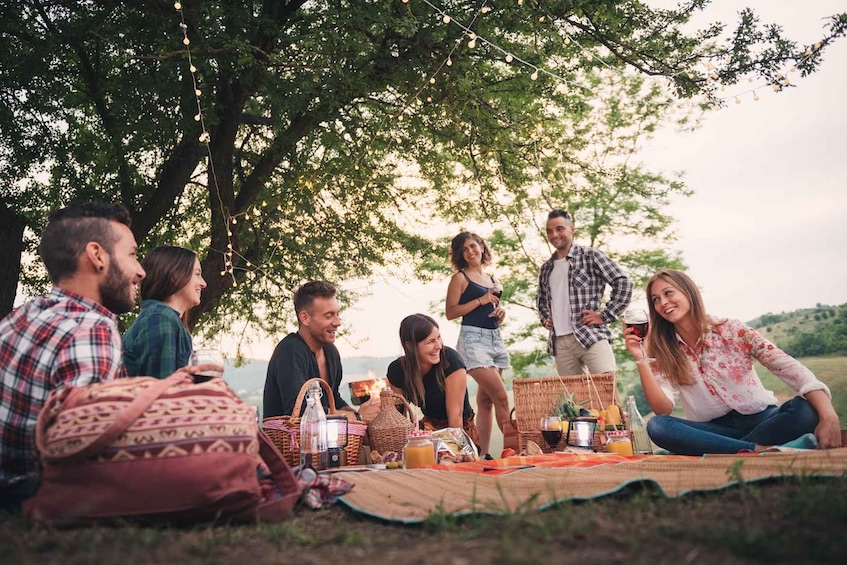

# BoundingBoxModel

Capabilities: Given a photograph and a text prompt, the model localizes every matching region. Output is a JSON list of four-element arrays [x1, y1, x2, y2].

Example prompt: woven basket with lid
[[367, 389, 415, 455]]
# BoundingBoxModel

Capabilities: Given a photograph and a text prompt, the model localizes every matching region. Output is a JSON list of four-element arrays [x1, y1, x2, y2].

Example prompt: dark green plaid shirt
[[122, 300, 192, 379]]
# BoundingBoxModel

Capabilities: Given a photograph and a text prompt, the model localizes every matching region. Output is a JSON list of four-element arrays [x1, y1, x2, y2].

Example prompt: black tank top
[[458, 272, 498, 329]]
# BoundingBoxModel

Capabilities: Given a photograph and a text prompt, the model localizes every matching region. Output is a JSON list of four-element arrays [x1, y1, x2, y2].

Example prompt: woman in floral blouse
[[624, 269, 841, 455]]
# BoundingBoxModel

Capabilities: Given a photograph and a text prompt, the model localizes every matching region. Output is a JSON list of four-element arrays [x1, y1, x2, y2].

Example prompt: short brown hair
[[293, 280, 337, 316], [449, 232, 492, 271], [39, 202, 132, 283]]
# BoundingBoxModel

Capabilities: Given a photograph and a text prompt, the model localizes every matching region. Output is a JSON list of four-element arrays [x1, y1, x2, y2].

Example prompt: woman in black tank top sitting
[[445, 232, 511, 457]]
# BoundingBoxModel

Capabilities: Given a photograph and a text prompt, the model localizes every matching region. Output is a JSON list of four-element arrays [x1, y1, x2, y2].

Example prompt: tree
[[1, 1, 844, 356]]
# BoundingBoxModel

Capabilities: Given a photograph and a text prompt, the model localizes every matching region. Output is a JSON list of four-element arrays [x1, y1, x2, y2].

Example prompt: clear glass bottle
[[625, 395, 652, 455], [300, 382, 328, 470], [402, 430, 436, 469]]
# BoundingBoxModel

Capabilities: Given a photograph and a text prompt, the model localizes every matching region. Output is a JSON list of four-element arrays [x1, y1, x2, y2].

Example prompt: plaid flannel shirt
[[0, 288, 125, 489], [536, 245, 633, 355], [122, 299, 192, 379]]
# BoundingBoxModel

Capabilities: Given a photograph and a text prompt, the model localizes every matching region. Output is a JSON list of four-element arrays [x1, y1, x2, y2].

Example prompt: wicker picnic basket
[[512, 372, 625, 453], [367, 389, 416, 457], [262, 378, 366, 467]]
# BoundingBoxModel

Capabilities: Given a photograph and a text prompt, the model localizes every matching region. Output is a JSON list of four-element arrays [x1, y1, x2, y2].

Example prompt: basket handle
[[290, 377, 337, 416], [392, 392, 417, 426]]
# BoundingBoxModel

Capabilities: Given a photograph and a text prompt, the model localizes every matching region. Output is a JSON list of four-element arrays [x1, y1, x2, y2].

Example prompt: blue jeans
[[646, 396, 819, 455]]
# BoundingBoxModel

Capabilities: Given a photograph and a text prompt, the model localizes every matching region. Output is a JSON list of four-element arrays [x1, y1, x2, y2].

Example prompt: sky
[[232, 1, 847, 362]]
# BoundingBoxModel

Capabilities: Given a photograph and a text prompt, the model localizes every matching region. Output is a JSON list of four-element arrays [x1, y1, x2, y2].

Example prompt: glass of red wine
[[491, 279, 503, 300], [540, 415, 563, 451], [624, 308, 656, 364], [488, 279, 503, 319]]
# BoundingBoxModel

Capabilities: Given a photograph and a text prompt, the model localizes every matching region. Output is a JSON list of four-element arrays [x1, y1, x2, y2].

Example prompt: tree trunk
[[0, 200, 27, 318]]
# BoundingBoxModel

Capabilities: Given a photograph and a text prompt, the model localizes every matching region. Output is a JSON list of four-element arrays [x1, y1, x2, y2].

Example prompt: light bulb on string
[[481, 6, 491, 13], [753, 92, 760, 101], [174, 2, 182, 9], [194, 113, 201, 121], [183, 37, 190, 46], [734, 97, 741, 104], [190, 65, 196, 73], [505, 53, 513, 63], [442, 15, 451, 24], [446, 57, 452, 66], [429, 77, 436, 84], [530, 69, 539, 81], [468, 39, 476, 48], [195, 89, 201, 96]]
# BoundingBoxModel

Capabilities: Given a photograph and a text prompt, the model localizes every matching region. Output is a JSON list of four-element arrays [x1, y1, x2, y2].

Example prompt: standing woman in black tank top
[[446, 232, 511, 457]]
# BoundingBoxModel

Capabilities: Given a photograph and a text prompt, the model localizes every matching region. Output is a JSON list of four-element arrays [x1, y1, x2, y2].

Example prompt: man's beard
[[99, 263, 135, 314]]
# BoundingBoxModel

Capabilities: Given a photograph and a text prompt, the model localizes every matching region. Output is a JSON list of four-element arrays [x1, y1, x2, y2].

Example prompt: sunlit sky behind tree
[[217, 0, 847, 361]]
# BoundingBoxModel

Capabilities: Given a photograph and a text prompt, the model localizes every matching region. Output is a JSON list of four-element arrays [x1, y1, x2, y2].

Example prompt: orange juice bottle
[[605, 430, 634, 456], [403, 430, 436, 468]]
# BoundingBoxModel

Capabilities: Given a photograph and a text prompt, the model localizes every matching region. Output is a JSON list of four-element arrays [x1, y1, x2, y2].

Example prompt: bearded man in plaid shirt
[[0, 202, 146, 512], [537, 209, 633, 376]]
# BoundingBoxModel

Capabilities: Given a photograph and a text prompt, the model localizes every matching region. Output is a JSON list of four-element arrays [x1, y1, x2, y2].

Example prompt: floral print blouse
[[655, 318, 830, 422]]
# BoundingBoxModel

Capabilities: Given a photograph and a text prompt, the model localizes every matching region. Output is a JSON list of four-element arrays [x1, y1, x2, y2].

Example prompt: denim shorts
[[456, 325, 510, 370]]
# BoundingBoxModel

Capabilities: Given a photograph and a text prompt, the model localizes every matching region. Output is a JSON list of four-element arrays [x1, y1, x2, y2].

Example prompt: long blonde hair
[[645, 270, 723, 387]]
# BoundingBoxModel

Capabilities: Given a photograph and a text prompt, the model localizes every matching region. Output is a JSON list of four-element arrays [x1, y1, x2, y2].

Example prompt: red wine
[[541, 430, 562, 448], [626, 322, 649, 339]]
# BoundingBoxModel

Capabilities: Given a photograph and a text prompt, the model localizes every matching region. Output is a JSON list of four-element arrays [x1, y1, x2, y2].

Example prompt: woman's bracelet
[[477, 297, 483, 306]]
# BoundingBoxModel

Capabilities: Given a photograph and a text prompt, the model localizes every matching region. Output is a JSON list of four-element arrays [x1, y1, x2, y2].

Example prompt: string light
[[174, 2, 239, 283]]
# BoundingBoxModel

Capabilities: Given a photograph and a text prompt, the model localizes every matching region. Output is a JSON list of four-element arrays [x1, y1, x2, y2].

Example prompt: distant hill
[[230, 304, 846, 413], [748, 302, 847, 356], [224, 355, 396, 408]]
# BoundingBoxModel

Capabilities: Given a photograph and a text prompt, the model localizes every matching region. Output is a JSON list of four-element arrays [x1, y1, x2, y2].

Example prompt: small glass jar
[[403, 430, 436, 469], [605, 430, 634, 456]]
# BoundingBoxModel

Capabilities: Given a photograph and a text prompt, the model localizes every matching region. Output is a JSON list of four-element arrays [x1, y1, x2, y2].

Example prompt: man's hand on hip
[[580, 310, 604, 326]]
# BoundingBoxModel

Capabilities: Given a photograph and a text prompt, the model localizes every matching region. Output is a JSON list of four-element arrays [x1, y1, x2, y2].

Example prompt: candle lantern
[[566, 417, 598, 450], [326, 415, 349, 468]]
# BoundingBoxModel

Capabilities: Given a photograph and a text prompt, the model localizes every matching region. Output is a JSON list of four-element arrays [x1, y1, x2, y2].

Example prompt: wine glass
[[189, 348, 225, 380], [623, 308, 655, 364], [488, 279, 504, 319], [540, 415, 563, 451], [491, 279, 503, 300]]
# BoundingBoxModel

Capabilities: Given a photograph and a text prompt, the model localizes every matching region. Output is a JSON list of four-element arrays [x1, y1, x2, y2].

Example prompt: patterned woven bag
[[24, 373, 301, 526]]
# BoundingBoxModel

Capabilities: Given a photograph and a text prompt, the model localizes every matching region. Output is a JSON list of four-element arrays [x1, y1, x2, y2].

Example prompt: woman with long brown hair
[[445, 231, 509, 457], [123, 246, 206, 378], [623, 269, 840, 455], [386, 314, 479, 446]]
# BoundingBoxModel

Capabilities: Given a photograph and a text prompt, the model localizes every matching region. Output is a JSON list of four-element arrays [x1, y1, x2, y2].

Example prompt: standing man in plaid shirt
[[537, 209, 633, 376], [0, 202, 146, 512]]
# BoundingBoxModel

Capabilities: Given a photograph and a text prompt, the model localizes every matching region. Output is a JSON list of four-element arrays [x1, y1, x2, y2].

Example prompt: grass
[[3, 475, 847, 564]]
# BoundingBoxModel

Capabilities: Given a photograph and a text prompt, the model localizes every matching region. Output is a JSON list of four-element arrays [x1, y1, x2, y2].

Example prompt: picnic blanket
[[337, 449, 847, 523]]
